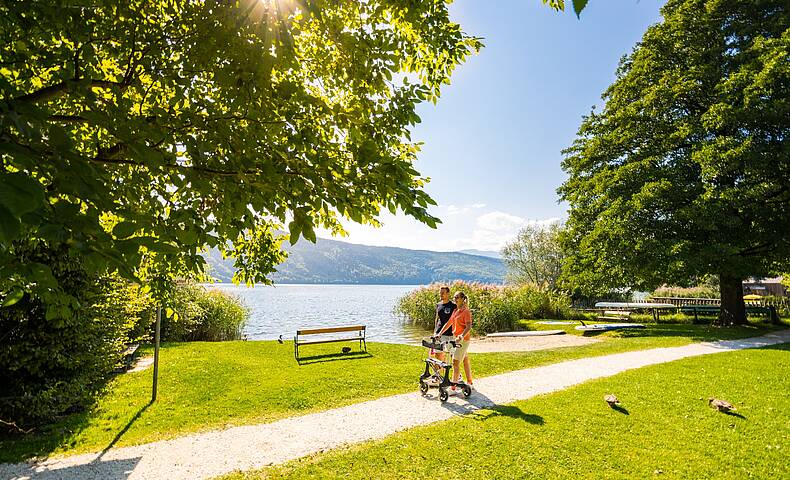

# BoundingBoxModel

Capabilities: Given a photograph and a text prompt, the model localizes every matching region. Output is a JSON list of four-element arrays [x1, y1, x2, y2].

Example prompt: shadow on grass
[[594, 323, 783, 342], [0, 456, 142, 480], [486, 405, 545, 424], [610, 404, 629, 415], [98, 400, 153, 458], [297, 351, 373, 365], [722, 410, 747, 420], [0, 410, 90, 464], [0, 401, 152, 465]]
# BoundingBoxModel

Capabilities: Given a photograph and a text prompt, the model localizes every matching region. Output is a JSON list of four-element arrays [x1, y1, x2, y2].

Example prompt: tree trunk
[[718, 273, 747, 326]]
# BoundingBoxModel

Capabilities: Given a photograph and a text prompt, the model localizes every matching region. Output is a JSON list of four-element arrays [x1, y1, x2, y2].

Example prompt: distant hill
[[204, 237, 505, 284], [458, 249, 502, 259]]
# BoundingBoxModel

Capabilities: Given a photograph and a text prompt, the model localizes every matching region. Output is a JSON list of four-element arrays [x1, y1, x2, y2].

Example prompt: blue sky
[[319, 0, 666, 252]]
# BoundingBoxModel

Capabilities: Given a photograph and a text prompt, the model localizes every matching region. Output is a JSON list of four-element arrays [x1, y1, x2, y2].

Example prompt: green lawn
[[0, 322, 783, 463], [225, 343, 790, 480]]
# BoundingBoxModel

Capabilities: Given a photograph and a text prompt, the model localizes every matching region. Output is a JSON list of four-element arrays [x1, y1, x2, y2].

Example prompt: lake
[[209, 284, 429, 344]]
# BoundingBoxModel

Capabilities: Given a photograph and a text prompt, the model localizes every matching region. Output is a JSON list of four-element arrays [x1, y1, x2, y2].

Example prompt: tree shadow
[[484, 405, 545, 424], [0, 456, 141, 480], [595, 323, 784, 343], [297, 351, 373, 365]]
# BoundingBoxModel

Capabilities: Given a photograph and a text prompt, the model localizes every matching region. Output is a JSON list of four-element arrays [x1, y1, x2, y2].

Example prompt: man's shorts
[[452, 339, 470, 362]]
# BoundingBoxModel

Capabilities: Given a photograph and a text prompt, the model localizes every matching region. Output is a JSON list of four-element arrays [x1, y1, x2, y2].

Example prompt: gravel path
[[3, 330, 788, 480]]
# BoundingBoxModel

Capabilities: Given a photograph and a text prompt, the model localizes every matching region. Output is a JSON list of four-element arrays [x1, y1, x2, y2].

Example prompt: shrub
[[651, 286, 719, 299], [0, 244, 150, 430], [160, 284, 248, 341], [396, 281, 582, 335]]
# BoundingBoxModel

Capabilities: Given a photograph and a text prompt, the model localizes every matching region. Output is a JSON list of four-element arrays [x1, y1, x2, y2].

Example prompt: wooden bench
[[113, 343, 140, 373], [597, 310, 632, 322], [294, 325, 366, 360]]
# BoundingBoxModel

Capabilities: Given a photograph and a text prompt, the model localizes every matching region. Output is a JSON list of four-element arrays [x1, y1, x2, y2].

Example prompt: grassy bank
[[0, 323, 783, 462], [226, 343, 790, 480]]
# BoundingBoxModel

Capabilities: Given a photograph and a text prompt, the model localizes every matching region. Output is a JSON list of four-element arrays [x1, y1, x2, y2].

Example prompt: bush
[[396, 281, 582, 335], [160, 284, 248, 341], [651, 286, 719, 298], [0, 244, 150, 430]]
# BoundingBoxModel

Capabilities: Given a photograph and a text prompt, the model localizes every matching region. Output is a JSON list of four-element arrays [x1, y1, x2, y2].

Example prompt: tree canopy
[[559, 0, 789, 324], [501, 223, 565, 289], [0, 0, 484, 309]]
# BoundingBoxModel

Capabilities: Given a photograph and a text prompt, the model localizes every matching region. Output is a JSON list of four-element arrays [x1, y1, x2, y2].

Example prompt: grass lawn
[[0, 322, 784, 463], [225, 343, 790, 480]]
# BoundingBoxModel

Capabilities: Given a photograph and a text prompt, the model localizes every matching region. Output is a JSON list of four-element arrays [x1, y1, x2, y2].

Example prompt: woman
[[438, 291, 474, 393]]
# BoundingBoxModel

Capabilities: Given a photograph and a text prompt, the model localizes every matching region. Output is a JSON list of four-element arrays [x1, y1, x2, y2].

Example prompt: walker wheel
[[439, 388, 448, 402], [419, 381, 428, 394], [463, 385, 472, 398]]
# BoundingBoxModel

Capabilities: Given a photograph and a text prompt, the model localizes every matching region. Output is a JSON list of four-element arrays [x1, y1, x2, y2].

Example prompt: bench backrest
[[297, 325, 366, 336]]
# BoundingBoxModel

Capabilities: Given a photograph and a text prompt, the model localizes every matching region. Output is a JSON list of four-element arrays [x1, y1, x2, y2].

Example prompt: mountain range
[[204, 237, 505, 284]]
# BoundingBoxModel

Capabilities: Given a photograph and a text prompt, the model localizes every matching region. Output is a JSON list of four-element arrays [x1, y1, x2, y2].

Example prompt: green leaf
[[288, 220, 301, 245], [112, 221, 138, 239], [0, 172, 45, 217], [2, 289, 24, 307], [302, 221, 316, 243], [572, 0, 589, 17], [0, 205, 21, 243], [175, 228, 198, 245]]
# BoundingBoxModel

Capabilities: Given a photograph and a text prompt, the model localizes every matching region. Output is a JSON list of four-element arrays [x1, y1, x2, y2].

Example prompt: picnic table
[[680, 305, 778, 323], [593, 302, 677, 322]]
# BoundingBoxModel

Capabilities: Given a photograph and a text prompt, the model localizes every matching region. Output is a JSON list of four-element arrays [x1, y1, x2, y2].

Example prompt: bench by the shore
[[294, 325, 367, 360]]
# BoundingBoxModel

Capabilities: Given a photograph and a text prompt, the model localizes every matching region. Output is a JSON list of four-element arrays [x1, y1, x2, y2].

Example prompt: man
[[428, 285, 455, 380]]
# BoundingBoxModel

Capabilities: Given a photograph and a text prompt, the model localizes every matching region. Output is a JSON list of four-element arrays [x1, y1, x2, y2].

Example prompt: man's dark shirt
[[435, 301, 456, 335]]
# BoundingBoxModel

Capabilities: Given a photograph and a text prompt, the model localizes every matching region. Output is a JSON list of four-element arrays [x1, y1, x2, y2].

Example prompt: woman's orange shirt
[[447, 307, 472, 341]]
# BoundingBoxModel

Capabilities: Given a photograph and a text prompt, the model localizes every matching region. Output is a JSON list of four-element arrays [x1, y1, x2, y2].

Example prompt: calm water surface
[[209, 284, 429, 344]]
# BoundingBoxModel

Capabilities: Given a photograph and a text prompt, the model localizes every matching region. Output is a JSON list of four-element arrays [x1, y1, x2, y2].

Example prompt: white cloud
[[443, 203, 487, 216], [475, 211, 525, 232]]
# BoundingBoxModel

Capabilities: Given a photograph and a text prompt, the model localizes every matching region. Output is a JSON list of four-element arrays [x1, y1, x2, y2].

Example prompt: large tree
[[559, 0, 789, 325], [501, 223, 565, 289], [0, 0, 484, 310]]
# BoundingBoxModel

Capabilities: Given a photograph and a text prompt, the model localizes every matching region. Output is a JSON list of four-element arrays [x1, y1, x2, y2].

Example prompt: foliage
[[161, 284, 249, 342], [0, 241, 150, 430], [2, 323, 778, 462], [396, 281, 580, 334], [651, 286, 720, 299], [227, 345, 790, 480], [501, 222, 565, 289], [0, 0, 482, 318], [559, 0, 790, 325], [543, 0, 590, 18]]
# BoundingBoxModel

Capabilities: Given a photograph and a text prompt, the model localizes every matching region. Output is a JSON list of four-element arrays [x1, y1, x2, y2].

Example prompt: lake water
[[209, 284, 429, 344]]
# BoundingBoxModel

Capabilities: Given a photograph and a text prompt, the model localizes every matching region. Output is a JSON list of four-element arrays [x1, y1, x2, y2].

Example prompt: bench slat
[[296, 337, 364, 346], [297, 325, 366, 335]]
